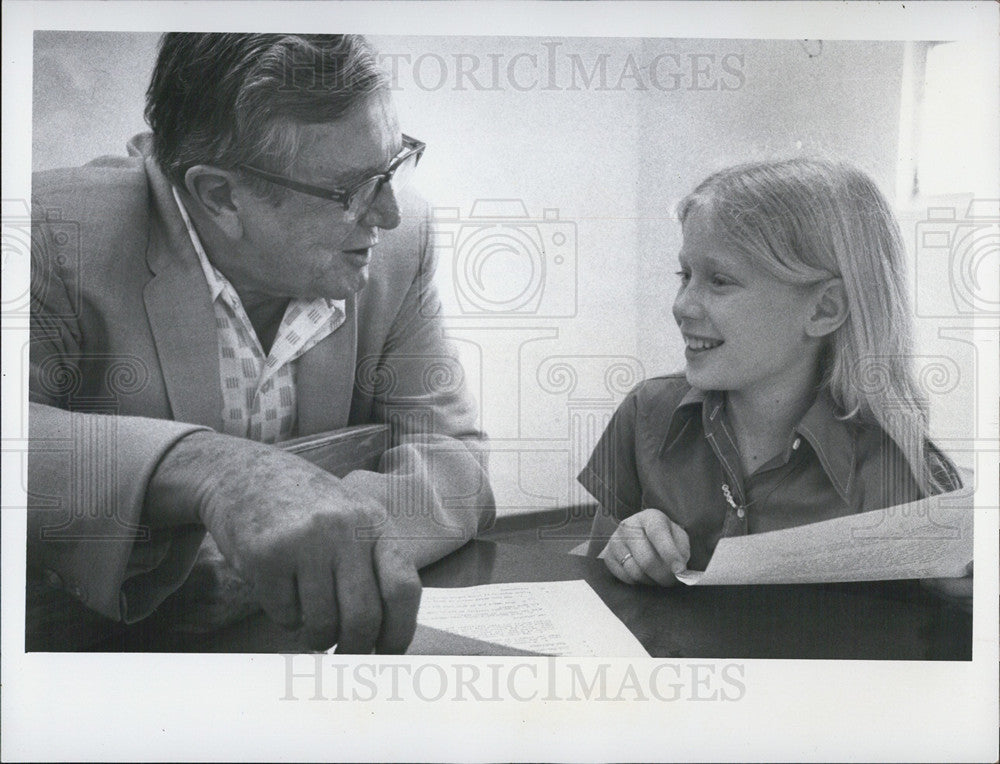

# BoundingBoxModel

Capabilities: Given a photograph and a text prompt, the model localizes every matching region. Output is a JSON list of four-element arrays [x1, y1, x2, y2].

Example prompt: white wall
[[32, 31, 159, 170], [32, 33, 979, 515]]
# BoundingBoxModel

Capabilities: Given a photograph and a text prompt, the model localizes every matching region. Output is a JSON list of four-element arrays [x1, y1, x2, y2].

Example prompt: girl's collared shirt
[[578, 374, 961, 569]]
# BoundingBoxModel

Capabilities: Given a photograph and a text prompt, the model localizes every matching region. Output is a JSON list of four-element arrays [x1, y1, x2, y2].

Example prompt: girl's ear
[[805, 278, 849, 338]]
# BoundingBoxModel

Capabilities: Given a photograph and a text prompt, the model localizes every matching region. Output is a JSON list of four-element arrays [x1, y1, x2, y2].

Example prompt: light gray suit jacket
[[28, 134, 494, 633]]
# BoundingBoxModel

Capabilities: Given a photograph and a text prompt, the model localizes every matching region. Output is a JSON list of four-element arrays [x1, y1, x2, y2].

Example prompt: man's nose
[[360, 181, 401, 230]]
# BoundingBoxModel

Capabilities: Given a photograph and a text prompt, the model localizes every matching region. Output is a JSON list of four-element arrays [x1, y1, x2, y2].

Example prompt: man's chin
[[323, 268, 368, 301]]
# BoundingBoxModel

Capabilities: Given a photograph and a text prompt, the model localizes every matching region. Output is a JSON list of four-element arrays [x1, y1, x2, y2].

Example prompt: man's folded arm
[[29, 401, 427, 651], [344, 200, 496, 568], [27, 401, 209, 622]]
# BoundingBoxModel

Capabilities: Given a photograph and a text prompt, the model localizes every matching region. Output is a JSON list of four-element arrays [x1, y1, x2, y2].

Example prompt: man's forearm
[[143, 429, 343, 533], [142, 425, 420, 651]]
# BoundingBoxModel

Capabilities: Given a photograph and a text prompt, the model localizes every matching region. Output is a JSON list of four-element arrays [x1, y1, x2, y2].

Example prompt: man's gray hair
[[145, 33, 389, 199]]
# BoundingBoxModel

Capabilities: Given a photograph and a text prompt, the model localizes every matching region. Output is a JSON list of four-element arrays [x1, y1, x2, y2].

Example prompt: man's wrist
[[144, 430, 237, 528]]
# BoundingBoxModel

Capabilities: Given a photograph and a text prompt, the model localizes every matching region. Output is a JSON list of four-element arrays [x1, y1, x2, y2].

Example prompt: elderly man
[[28, 33, 494, 652]]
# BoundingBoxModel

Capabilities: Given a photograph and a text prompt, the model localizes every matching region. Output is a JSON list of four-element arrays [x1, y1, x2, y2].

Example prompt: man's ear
[[183, 165, 244, 239], [805, 278, 849, 338]]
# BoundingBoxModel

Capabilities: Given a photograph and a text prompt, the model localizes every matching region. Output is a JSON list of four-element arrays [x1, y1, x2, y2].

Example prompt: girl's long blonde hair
[[677, 158, 954, 495]]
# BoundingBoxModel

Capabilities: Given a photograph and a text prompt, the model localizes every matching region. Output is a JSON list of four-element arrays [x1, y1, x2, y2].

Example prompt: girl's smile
[[682, 334, 724, 353], [672, 207, 825, 402]]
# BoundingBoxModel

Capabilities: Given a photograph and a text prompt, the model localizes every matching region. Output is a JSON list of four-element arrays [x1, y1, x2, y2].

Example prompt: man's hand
[[145, 431, 421, 652], [159, 535, 262, 633], [602, 508, 691, 587]]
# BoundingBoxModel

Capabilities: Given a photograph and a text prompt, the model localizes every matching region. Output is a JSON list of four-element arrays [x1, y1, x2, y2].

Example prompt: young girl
[[578, 158, 970, 602]]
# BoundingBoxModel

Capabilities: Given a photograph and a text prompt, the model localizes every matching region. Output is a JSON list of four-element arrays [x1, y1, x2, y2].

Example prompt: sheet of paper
[[676, 487, 975, 585], [415, 580, 649, 657]]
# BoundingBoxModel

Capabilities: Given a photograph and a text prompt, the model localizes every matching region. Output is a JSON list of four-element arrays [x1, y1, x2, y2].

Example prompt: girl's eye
[[675, 270, 690, 285], [710, 274, 734, 287]]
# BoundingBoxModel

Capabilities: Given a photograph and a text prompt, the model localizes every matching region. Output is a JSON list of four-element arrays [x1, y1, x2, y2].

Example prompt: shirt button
[[792, 437, 801, 450], [736, 508, 746, 519]]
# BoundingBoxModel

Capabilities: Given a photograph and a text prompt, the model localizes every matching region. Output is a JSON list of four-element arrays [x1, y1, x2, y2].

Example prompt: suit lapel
[[296, 295, 358, 435], [142, 153, 224, 431], [133, 135, 359, 437]]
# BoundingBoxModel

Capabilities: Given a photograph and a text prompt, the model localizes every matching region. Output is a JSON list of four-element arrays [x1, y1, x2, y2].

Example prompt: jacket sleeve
[[341, 201, 496, 568], [28, 210, 208, 625]]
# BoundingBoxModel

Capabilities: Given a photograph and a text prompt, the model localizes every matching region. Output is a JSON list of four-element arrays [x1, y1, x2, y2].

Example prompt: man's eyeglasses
[[238, 134, 425, 220]]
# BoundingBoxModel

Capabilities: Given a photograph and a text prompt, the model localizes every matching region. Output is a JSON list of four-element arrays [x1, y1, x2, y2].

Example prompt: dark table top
[[90, 539, 972, 659]]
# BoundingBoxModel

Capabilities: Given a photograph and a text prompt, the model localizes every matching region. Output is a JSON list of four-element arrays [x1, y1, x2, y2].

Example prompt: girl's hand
[[602, 508, 691, 587]]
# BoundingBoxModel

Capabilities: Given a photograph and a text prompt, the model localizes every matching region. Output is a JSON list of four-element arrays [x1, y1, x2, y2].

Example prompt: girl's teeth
[[687, 338, 722, 350]]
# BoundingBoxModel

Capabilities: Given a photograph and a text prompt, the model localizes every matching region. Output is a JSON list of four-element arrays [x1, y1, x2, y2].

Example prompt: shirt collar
[[658, 385, 709, 455], [171, 186, 231, 303], [660, 384, 856, 503], [794, 388, 856, 502]]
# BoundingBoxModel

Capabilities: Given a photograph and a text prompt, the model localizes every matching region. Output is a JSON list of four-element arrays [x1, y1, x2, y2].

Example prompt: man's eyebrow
[[325, 142, 404, 187], [331, 164, 378, 185]]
